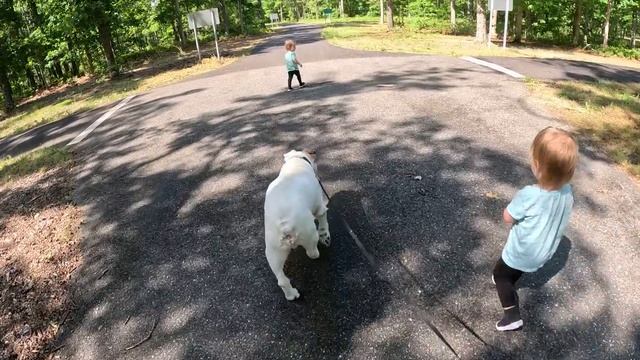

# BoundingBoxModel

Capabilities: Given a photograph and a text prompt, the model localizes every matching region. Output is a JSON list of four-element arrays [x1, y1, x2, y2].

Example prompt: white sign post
[[488, 0, 513, 48], [269, 13, 279, 24], [188, 9, 221, 60]]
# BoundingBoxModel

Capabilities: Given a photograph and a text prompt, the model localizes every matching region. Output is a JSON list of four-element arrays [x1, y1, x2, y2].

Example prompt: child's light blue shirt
[[285, 51, 298, 71], [502, 184, 574, 272]]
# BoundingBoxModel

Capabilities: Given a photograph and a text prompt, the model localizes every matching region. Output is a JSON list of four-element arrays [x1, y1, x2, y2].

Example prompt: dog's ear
[[302, 148, 317, 161]]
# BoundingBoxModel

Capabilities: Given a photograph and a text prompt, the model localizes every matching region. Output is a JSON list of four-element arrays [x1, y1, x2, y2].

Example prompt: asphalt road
[[479, 56, 640, 83], [47, 25, 640, 359]]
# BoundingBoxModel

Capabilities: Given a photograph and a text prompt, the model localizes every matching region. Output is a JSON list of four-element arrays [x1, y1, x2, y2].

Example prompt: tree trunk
[[36, 65, 47, 88], [218, 0, 230, 34], [632, 11, 638, 48], [237, 0, 246, 34], [84, 44, 95, 74], [97, 21, 118, 76], [25, 67, 38, 91], [450, 0, 456, 25], [380, 0, 384, 23], [489, 9, 497, 40], [27, 0, 42, 26], [62, 62, 71, 78], [386, 0, 394, 29], [0, 64, 14, 113], [475, 0, 487, 42], [514, 1, 523, 43], [174, 0, 186, 47], [53, 61, 64, 79], [603, 0, 612, 47], [70, 60, 80, 77], [572, 0, 582, 46]]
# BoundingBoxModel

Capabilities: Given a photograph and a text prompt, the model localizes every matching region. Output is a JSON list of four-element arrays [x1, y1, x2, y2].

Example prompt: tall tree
[[237, 0, 245, 34], [219, 0, 230, 34], [386, 0, 394, 29], [0, 45, 14, 113], [514, 0, 523, 43], [450, 0, 456, 25], [476, 0, 486, 42], [603, 0, 613, 47], [173, 0, 186, 47], [573, 0, 583, 45], [0, 0, 18, 113], [489, 9, 497, 40], [633, 9, 638, 47]]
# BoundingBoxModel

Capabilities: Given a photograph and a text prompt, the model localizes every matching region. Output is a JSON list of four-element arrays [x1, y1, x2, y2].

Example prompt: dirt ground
[[0, 162, 82, 359]]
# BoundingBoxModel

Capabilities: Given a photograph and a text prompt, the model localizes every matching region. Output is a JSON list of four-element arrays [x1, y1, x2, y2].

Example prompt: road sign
[[187, 9, 221, 60], [491, 0, 513, 11], [188, 9, 220, 29], [323, 8, 333, 15], [269, 13, 279, 22], [488, 0, 512, 49]]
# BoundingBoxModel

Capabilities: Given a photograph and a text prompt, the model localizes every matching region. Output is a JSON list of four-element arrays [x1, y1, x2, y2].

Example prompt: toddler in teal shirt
[[493, 127, 578, 331], [284, 39, 305, 91]]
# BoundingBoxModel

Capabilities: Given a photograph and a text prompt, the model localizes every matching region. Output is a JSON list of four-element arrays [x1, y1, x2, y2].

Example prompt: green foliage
[[407, 17, 474, 35], [594, 45, 640, 59], [1, 0, 639, 114], [0, 0, 268, 113]]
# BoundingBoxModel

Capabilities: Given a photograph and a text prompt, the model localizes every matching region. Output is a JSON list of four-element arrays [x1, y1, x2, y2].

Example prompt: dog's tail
[[279, 220, 297, 247]]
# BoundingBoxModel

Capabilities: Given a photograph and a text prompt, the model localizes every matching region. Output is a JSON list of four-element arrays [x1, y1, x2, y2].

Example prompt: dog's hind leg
[[315, 205, 331, 247], [265, 246, 300, 301]]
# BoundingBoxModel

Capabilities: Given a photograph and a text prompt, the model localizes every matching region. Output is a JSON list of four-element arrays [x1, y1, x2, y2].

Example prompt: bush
[[593, 46, 640, 60], [406, 17, 474, 36]]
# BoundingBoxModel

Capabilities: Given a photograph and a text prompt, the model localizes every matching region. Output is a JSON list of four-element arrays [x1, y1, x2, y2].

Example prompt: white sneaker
[[496, 319, 523, 331]]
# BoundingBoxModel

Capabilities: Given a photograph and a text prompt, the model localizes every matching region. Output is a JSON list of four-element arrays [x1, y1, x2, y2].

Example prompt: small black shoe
[[496, 314, 523, 331], [300, 82, 306, 88], [287, 88, 293, 92]]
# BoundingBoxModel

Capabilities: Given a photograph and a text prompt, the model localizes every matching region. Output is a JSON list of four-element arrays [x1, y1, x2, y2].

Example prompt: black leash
[[300, 156, 330, 200], [297, 155, 494, 357]]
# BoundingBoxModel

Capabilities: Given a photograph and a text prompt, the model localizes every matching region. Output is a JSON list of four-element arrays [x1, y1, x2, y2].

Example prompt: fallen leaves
[[0, 165, 82, 360]]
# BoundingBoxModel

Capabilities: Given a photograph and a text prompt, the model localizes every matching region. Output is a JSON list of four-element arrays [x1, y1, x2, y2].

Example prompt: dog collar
[[299, 156, 313, 167]]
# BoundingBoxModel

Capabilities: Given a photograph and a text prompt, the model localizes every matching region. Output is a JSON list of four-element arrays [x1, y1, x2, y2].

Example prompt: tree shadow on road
[[52, 62, 639, 360]]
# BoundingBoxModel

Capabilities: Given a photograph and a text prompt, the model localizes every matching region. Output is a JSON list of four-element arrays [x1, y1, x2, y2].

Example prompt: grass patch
[[527, 80, 640, 177], [0, 147, 72, 183], [298, 16, 378, 25], [321, 21, 640, 68], [1, 34, 268, 140]]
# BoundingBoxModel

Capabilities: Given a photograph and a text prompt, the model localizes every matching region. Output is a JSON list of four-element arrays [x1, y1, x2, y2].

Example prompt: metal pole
[[503, 0, 509, 49], [211, 10, 220, 59], [193, 17, 201, 61]]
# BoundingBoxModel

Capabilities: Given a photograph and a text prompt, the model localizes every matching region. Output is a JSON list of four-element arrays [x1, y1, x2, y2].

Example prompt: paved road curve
[[479, 56, 640, 83], [55, 25, 640, 359]]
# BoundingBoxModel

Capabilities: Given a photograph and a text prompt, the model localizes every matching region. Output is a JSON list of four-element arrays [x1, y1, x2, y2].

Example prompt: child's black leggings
[[493, 257, 524, 309], [288, 70, 302, 89]]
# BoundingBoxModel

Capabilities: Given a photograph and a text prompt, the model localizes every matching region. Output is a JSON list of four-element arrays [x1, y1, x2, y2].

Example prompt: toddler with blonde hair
[[284, 39, 305, 91], [493, 127, 579, 331]]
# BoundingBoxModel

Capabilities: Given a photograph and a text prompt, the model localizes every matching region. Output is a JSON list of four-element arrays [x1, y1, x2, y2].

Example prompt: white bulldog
[[264, 149, 331, 300]]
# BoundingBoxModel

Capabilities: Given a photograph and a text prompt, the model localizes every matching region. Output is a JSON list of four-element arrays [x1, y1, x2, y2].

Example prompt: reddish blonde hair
[[531, 127, 579, 188], [284, 39, 295, 51]]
